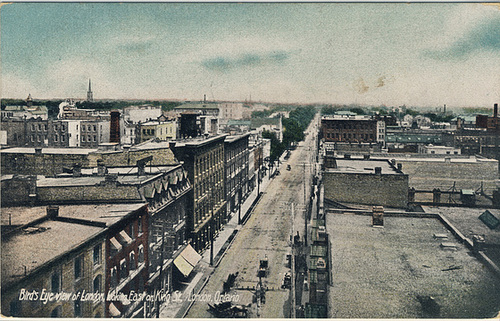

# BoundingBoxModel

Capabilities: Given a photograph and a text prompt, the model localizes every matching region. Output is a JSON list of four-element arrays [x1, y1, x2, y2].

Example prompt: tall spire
[[87, 79, 94, 102]]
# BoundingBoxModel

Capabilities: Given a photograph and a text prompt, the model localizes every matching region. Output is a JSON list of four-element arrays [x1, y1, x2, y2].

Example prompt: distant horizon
[[2, 95, 497, 111]]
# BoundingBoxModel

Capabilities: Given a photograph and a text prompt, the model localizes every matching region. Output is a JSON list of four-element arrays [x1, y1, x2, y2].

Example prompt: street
[[185, 115, 319, 318]]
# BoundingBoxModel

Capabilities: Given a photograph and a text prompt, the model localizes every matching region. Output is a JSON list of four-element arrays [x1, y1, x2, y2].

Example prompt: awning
[[173, 255, 193, 278], [109, 303, 121, 317], [119, 230, 132, 244], [182, 244, 202, 267], [173, 244, 201, 278], [110, 237, 122, 251]]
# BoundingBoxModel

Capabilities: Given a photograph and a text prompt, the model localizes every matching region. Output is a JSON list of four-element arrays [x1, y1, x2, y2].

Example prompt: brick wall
[[323, 172, 409, 208]]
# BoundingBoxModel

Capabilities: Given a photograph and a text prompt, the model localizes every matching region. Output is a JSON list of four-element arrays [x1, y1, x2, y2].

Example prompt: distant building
[[123, 105, 162, 124], [419, 144, 461, 155], [57, 99, 109, 120], [136, 120, 177, 143], [321, 115, 384, 145], [1, 95, 48, 120]]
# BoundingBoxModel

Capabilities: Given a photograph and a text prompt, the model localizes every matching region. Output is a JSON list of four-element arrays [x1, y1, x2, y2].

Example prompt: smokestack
[[110, 110, 121, 143], [204, 94, 207, 103], [375, 167, 382, 175], [495, 103, 498, 119]]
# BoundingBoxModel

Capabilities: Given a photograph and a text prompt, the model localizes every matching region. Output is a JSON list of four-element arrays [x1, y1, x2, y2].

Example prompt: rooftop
[[2, 219, 102, 287], [327, 213, 500, 318], [423, 206, 500, 267], [0, 147, 97, 155], [326, 158, 400, 175], [2, 203, 145, 288]]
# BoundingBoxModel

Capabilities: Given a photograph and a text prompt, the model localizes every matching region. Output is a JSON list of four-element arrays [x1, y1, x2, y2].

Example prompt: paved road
[[185, 115, 319, 318]]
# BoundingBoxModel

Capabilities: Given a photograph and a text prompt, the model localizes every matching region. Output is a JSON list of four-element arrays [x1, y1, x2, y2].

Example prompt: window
[[93, 125, 96, 131], [110, 267, 118, 288], [51, 270, 61, 292], [88, 125, 92, 131], [54, 135, 58, 142], [74, 298, 82, 317], [93, 275, 102, 293], [120, 259, 128, 279], [61, 136, 65, 142], [74, 255, 83, 280], [93, 245, 101, 266], [138, 245, 145, 263], [129, 252, 136, 270], [138, 217, 143, 235], [93, 135, 96, 142]]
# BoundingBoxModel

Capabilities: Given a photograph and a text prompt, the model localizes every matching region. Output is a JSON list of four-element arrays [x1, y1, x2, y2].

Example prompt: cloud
[[201, 50, 292, 71], [423, 17, 500, 60]]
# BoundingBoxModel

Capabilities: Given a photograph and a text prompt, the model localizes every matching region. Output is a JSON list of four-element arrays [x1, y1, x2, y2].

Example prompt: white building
[[123, 105, 162, 123], [419, 144, 461, 155]]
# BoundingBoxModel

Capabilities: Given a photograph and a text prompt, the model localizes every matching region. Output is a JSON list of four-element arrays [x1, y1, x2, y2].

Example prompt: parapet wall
[[323, 172, 409, 208]]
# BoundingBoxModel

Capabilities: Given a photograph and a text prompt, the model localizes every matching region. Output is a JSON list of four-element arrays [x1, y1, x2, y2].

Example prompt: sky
[[1, 2, 499, 107]]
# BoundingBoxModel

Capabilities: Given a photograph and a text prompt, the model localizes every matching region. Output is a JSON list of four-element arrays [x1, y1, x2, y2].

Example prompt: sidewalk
[[159, 170, 274, 318]]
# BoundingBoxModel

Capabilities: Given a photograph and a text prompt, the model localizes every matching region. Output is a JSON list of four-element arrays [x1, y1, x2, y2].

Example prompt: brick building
[[323, 156, 409, 208], [171, 135, 227, 252], [224, 133, 250, 218], [1, 204, 146, 318], [321, 115, 385, 144]]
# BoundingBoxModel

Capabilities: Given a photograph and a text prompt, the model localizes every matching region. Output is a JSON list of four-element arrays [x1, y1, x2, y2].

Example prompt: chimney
[[363, 154, 370, 160], [97, 159, 106, 176], [35, 147, 42, 155], [344, 154, 351, 159], [138, 161, 146, 176], [46, 205, 59, 219], [397, 163, 402, 171], [204, 94, 207, 103], [372, 206, 384, 227], [105, 173, 118, 183], [494, 103, 498, 119], [374, 167, 382, 175], [433, 188, 441, 203], [391, 159, 396, 165], [73, 163, 82, 177], [110, 110, 121, 143], [169, 141, 176, 150]]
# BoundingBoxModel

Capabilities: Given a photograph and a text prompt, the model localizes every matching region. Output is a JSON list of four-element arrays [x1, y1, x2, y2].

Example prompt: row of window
[[323, 122, 375, 130], [325, 132, 375, 140], [110, 246, 145, 288], [30, 124, 67, 132]]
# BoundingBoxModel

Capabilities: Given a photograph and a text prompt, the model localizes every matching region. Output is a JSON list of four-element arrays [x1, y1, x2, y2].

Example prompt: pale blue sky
[[1, 3, 499, 107]]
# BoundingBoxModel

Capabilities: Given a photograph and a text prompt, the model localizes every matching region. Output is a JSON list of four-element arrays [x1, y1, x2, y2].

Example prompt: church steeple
[[87, 79, 94, 102]]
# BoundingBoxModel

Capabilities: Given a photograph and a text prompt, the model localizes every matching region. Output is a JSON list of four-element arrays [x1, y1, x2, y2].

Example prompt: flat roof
[[327, 213, 500, 318], [423, 206, 500, 267], [2, 219, 103, 287], [37, 174, 162, 187], [326, 158, 399, 175], [0, 147, 97, 155]]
